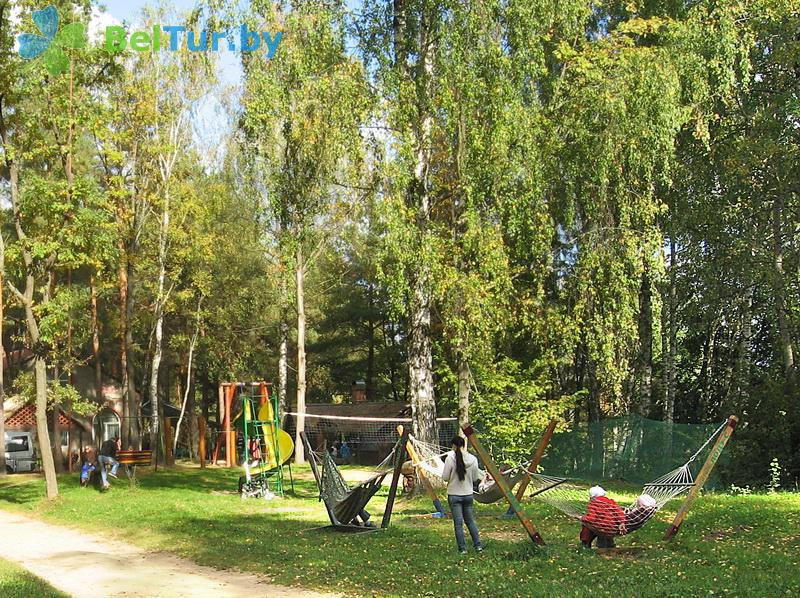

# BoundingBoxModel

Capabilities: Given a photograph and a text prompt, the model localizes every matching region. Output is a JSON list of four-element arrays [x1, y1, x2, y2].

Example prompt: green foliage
[[469, 358, 578, 464], [12, 372, 98, 418], [728, 484, 753, 496], [768, 458, 782, 494]]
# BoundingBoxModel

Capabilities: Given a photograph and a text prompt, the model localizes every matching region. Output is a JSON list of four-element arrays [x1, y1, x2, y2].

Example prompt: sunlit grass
[[0, 556, 67, 598], [1, 466, 798, 597]]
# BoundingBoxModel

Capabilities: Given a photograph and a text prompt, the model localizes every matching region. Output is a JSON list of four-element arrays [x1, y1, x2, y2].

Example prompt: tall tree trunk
[[66, 270, 74, 471], [637, 267, 653, 416], [149, 206, 169, 457], [34, 355, 58, 498], [733, 285, 753, 406], [0, 271, 5, 477], [50, 398, 64, 474], [119, 246, 131, 443], [90, 274, 103, 402], [403, 3, 438, 448], [48, 273, 64, 474], [663, 239, 677, 424], [149, 307, 164, 458], [119, 239, 141, 448], [294, 245, 306, 464], [457, 357, 470, 431], [772, 195, 795, 379], [699, 318, 719, 420], [409, 273, 437, 446], [278, 275, 289, 417], [174, 297, 202, 453], [125, 260, 139, 446], [366, 285, 376, 402], [187, 374, 198, 460]]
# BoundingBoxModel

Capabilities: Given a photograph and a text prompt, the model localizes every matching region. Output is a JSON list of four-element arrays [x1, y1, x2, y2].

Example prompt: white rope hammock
[[407, 434, 449, 487], [406, 435, 531, 503], [528, 420, 728, 537]]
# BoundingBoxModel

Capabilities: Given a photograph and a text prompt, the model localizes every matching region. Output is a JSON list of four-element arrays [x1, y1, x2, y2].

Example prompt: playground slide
[[256, 402, 294, 469]]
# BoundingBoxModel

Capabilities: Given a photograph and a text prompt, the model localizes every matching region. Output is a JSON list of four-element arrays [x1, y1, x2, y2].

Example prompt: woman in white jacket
[[441, 435, 484, 554]]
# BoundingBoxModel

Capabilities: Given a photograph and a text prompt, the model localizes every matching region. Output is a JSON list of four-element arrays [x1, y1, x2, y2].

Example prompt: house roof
[[140, 399, 183, 418], [304, 401, 411, 419], [4, 403, 71, 428]]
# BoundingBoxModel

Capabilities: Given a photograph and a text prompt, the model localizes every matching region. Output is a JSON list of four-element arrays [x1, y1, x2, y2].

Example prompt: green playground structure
[[234, 381, 294, 499]]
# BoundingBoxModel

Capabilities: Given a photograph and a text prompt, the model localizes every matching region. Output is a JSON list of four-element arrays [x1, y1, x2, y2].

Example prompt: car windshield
[[5, 436, 30, 453]]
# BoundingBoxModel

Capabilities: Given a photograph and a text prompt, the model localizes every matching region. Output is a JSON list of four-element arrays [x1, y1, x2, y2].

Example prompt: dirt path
[[0, 510, 340, 598]]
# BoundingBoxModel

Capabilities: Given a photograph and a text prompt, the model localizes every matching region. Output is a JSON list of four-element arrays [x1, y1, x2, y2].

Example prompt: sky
[[15, 1, 365, 161], [96, 1, 248, 156]]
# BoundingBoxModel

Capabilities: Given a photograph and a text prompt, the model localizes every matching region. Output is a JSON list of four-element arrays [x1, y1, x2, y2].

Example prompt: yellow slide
[[256, 402, 294, 469]]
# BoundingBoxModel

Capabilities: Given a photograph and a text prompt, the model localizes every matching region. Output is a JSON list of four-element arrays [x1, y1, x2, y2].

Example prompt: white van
[[4, 431, 37, 473]]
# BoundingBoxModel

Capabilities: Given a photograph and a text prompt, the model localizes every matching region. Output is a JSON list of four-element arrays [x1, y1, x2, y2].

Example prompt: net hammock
[[301, 431, 406, 527], [527, 420, 728, 537], [406, 434, 530, 504]]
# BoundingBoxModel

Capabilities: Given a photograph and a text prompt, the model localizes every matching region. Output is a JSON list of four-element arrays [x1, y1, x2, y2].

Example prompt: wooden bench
[[116, 450, 153, 483]]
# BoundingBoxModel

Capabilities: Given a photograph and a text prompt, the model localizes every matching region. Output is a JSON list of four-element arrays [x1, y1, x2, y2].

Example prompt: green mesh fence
[[539, 415, 726, 486]]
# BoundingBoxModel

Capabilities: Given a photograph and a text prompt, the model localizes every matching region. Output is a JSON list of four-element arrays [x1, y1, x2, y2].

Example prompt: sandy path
[[0, 510, 340, 598]]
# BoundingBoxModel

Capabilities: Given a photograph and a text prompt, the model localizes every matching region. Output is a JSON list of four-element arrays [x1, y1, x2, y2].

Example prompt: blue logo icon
[[17, 6, 86, 75]]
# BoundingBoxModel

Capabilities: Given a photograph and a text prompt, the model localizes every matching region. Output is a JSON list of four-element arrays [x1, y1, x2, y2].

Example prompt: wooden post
[[164, 417, 174, 466], [398, 425, 446, 516], [230, 385, 238, 466], [463, 424, 545, 546], [198, 415, 206, 469], [664, 415, 739, 541], [506, 419, 558, 516], [224, 384, 234, 467], [382, 427, 409, 529], [300, 431, 338, 526]]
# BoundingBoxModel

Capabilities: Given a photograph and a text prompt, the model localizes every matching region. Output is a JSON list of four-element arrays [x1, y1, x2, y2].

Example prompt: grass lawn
[[0, 465, 798, 597], [0, 555, 68, 598]]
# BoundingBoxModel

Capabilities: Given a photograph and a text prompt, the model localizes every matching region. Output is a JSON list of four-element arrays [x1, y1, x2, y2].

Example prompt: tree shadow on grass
[[153, 510, 521, 597], [98, 466, 322, 498], [0, 478, 45, 505]]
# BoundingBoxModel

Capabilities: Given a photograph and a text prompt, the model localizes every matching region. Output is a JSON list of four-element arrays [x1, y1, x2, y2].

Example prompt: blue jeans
[[98, 455, 119, 486], [448, 494, 482, 552]]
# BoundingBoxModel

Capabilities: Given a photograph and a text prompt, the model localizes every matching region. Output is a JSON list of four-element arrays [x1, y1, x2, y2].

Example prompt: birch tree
[[241, 0, 369, 463], [0, 2, 115, 497]]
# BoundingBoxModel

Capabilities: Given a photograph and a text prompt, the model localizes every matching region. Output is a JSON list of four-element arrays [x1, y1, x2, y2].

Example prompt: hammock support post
[[506, 419, 558, 517], [463, 424, 546, 546], [299, 431, 339, 526], [382, 427, 410, 528], [399, 425, 447, 517], [664, 415, 739, 541]]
